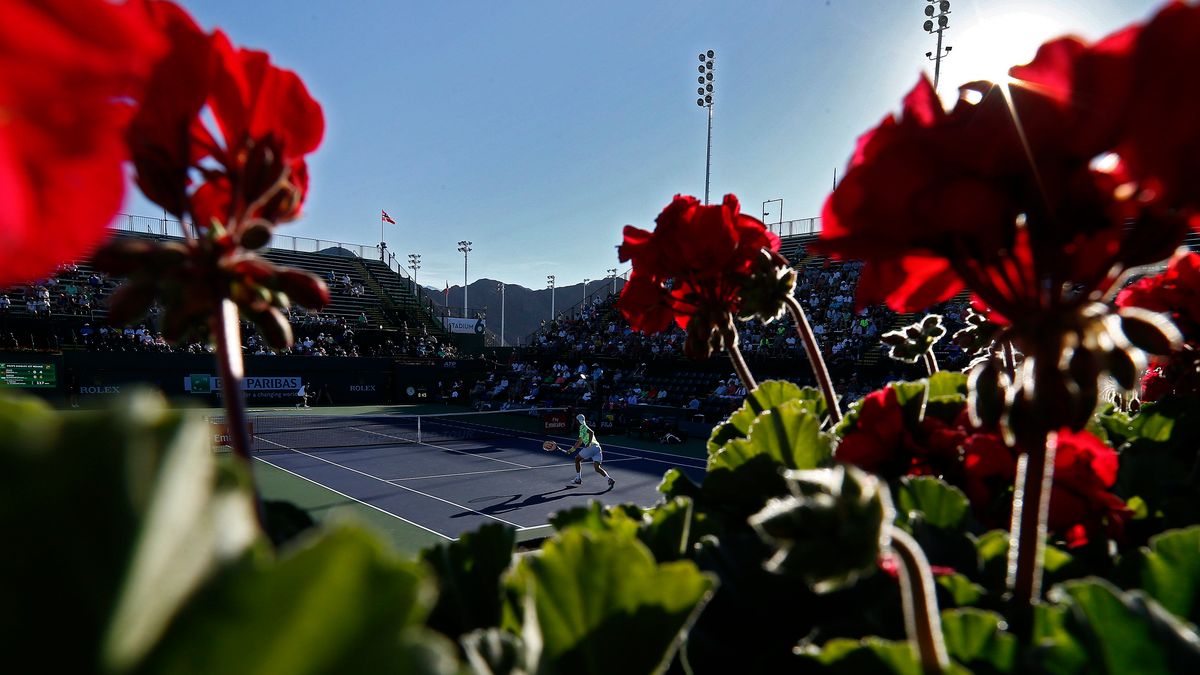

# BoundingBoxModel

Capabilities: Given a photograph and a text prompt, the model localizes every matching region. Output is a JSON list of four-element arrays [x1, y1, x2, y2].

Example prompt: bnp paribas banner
[[185, 374, 301, 394], [444, 317, 486, 334]]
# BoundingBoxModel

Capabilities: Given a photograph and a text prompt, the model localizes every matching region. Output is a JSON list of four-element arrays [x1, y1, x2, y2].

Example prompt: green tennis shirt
[[578, 423, 597, 446]]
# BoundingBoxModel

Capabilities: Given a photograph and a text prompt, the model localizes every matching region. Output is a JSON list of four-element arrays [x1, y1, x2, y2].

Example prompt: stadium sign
[[185, 374, 302, 393], [543, 411, 568, 433], [444, 317, 486, 334], [210, 421, 254, 447]]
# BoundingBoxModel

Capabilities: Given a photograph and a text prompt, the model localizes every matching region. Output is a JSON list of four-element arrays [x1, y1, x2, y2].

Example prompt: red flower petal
[[617, 272, 676, 334], [0, 0, 165, 286]]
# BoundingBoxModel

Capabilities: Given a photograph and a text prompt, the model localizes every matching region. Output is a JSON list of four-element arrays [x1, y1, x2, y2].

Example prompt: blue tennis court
[[244, 410, 709, 540]]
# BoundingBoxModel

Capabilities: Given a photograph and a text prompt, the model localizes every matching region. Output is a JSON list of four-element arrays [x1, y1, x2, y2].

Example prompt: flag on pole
[[444, 280, 450, 300], [381, 210, 396, 224]]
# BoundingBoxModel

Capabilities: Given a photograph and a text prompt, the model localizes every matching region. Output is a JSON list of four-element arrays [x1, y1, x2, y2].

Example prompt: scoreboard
[[0, 362, 57, 388]]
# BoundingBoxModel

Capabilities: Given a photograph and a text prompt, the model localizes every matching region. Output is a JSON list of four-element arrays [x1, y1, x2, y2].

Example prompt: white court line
[[602, 452, 707, 469], [350, 426, 532, 469], [253, 456, 453, 541], [389, 457, 640, 482], [257, 436, 523, 529]]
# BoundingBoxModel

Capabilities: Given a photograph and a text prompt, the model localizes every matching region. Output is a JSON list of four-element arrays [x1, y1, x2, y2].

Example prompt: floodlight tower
[[607, 268, 618, 294], [408, 253, 421, 301], [923, 1, 953, 93], [762, 198, 783, 233], [582, 278, 590, 316], [696, 50, 716, 205], [496, 281, 505, 347], [547, 275, 556, 321], [457, 240, 472, 317]]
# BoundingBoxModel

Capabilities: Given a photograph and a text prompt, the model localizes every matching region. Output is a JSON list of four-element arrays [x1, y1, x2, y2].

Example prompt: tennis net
[[211, 407, 567, 452]]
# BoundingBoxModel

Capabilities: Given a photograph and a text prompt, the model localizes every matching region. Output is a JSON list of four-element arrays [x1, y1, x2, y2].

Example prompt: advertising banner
[[444, 317, 486, 334], [543, 411, 569, 434], [211, 421, 254, 448]]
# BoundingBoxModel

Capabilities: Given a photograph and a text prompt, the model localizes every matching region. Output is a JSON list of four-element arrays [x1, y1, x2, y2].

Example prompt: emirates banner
[[543, 411, 568, 434]]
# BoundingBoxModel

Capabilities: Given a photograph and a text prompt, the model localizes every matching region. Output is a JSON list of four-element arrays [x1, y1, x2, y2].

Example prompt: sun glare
[[948, 11, 1069, 86]]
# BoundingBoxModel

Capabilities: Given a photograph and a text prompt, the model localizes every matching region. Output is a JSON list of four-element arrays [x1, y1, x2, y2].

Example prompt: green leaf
[[927, 371, 968, 401], [657, 467, 702, 500], [420, 522, 516, 641], [974, 530, 1078, 591], [1051, 578, 1200, 675], [936, 574, 985, 607], [750, 466, 889, 592], [1029, 603, 1088, 674], [890, 379, 930, 425], [0, 390, 259, 674], [638, 497, 715, 563], [505, 528, 714, 675], [709, 402, 832, 474], [974, 530, 1009, 589], [896, 477, 970, 531], [1096, 405, 1136, 448], [548, 501, 642, 538], [703, 404, 833, 517], [708, 380, 826, 455], [137, 525, 457, 674], [1126, 495, 1150, 520], [1132, 408, 1177, 442], [1117, 526, 1200, 625], [797, 637, 970, 674], [939, 608, 1016, 673]]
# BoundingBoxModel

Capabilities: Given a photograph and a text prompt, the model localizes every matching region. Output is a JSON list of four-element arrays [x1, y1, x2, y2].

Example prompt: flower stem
[[1001, 341, 1016, 381], [211, 299, 262, 517], [887, 525, 948, 675], [1006, 430, 1057, 632], [923, 351, 940, 376], [721, 322, 758, 394], [784, 295, 841, 424]]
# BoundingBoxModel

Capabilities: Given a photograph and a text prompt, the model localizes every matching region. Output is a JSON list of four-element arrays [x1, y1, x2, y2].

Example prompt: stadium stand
[[0, 229, 458, 361]]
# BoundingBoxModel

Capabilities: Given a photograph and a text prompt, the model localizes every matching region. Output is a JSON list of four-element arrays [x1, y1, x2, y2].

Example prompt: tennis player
[[569, 413, 614, 487]]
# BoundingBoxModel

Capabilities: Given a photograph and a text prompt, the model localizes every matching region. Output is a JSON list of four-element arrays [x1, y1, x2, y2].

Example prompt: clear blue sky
[[123, 0, 1165, 291]]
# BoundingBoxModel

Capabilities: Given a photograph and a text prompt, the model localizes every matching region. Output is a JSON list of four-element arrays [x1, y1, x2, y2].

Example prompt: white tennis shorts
[[579, 444, 603, 462]]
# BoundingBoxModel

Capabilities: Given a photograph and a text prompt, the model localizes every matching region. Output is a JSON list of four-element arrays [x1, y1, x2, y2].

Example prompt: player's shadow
[[454, 484, 613, 518]]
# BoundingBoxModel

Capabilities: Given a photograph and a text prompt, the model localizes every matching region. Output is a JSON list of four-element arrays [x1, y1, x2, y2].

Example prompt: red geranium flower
[[617, 194, 780, 358], [129, 0, 324, 233], [834, 388, 909, 476], [817, 11, 1191, 439], [817, 70, 1179, 319], [835, 387, 977, 480], [96, 1, 328, 348], [1116, 1, 1200, 214], [961, 433, 1018, 526], [1117, 251, 1200, 341], [0, 0, 165, 286], [1048, 429, 1130, 547], [1138, 362, 1172, 403]]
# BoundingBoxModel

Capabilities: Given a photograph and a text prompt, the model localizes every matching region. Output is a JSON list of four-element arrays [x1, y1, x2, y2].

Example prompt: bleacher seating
[[0, 230, 455, 358]]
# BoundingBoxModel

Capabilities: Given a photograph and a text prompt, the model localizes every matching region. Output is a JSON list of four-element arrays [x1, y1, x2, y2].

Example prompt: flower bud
[[737, 250, 796, 324], [106, 282, 157, 326], [92, 239, 159, 276], [253, 306, 293, 349], [239, 221, 273, 250], [275, 270, 330, 310], [1117, 307, 1182, 356], [230, 257, 277, 284]]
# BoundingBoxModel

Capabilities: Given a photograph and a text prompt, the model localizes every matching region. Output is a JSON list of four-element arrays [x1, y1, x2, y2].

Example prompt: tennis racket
[[542, 440, 567, 453]]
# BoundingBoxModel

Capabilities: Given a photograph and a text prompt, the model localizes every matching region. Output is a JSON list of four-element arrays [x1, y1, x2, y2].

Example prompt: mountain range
[[424, 278, 625, 346]]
